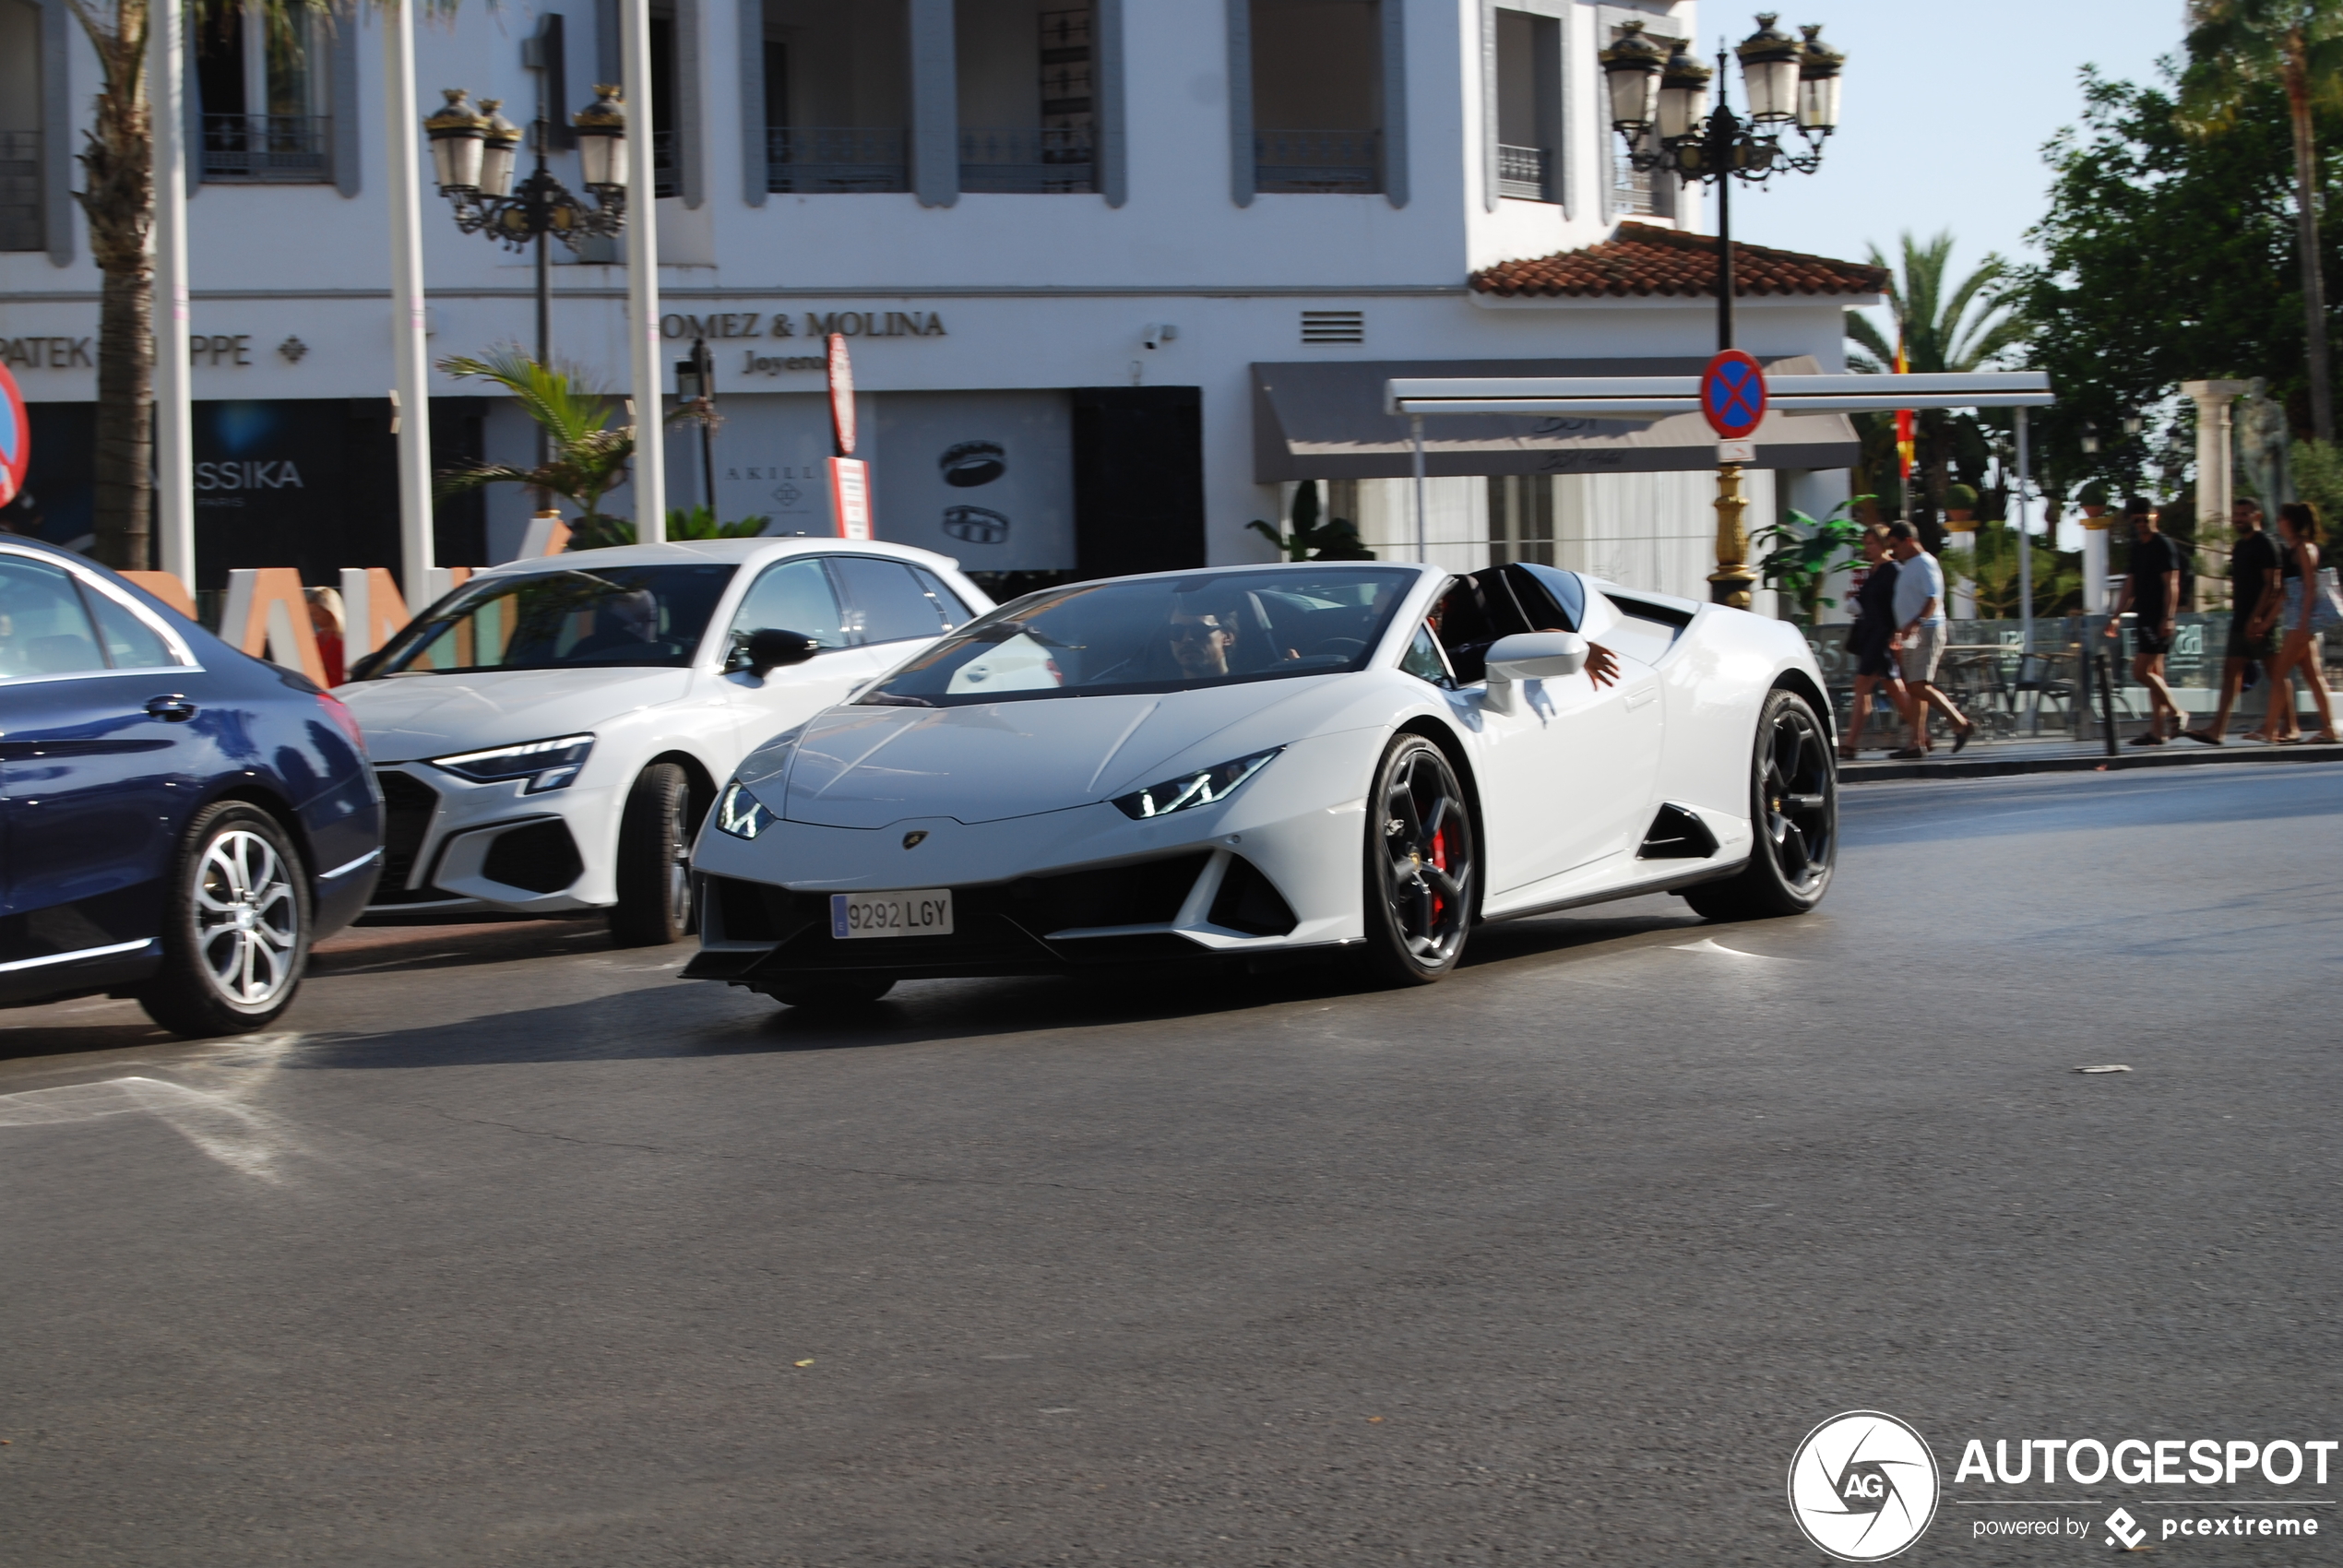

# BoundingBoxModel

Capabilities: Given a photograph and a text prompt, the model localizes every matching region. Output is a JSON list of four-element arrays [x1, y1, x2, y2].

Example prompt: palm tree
[[2178, 0, 2343, 442], [435, 350, 637, 546], [1847, 232, 2027, 526], [68, 0, 329, 568]]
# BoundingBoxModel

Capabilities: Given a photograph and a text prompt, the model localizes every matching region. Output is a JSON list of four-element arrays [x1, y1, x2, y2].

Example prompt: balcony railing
[[1497, 143, 1550, 201], [959, 125, 1094, 194], [765, 127, 909, 194], [1, 130, 40, 251], [652, 128, 678, 198], [1255, 129, 1381, 194], [200, 114, 329, 183]]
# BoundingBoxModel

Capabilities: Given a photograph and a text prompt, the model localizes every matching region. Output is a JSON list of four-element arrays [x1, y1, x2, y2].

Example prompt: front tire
[[138, 802, 311, 1038], [1682, 687, 1837, 922], [1355, 735, 1476, 987], [609, 763, 696, 947]]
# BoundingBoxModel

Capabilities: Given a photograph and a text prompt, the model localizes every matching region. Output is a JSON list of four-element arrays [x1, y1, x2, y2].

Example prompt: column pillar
[[2182, 377, 2253, 612], [2079, 507, 2111, 616]]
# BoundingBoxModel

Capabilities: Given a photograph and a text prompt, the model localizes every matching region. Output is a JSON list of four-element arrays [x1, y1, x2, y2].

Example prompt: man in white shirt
[[1886, 522, 1977, 756]]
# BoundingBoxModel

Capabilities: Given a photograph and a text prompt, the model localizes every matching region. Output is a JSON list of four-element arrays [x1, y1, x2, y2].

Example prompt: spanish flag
[[1893, 331, 1915, 480]]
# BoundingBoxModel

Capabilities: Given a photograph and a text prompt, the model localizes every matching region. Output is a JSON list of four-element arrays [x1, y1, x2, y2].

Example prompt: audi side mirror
[[734, 627, 820, 676]]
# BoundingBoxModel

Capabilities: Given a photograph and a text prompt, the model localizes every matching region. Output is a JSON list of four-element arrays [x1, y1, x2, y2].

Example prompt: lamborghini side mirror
[[1485, 631, 1588, 682]]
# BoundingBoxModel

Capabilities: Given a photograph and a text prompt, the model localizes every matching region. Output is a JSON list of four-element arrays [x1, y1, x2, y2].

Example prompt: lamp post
[[1602, 13, 1845, 606]]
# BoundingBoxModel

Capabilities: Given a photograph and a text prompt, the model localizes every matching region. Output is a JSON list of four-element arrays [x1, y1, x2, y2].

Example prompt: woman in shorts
[[1839, 525, 1913, 758]]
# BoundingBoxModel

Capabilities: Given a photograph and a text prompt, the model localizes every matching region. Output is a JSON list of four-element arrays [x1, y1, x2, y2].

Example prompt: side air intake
[[1638, 802, 1719, 860]]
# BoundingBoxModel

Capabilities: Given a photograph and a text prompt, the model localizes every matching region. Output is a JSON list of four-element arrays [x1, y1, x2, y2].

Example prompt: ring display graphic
[[1788, 1410, 1940, 1562]]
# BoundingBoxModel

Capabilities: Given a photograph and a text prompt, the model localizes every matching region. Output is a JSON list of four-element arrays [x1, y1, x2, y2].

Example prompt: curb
[[1841, 742, 2343, 784]]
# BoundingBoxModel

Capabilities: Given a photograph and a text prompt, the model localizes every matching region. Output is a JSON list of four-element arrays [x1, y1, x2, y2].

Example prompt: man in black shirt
[[2104, 497, 2187, 744], [2184, 497, 2284, 744]]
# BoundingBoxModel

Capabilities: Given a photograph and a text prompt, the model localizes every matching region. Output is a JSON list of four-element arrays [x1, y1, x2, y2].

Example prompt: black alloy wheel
[[1683, 687, 1838, 921], [610, 763, 698, 947], [1357, 735, 1476, 986]]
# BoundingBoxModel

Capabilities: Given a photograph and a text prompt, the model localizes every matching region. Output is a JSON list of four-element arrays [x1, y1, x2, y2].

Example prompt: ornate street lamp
[[1600, 12, 1848, 606]]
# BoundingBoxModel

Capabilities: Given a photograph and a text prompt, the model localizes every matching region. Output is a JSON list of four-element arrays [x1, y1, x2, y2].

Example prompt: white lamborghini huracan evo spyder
[[684, 560, 1837, 1005]]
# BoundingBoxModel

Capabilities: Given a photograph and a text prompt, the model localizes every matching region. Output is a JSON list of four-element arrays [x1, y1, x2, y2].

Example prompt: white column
[[149, 0, 195, 586], [2182, 377, 2252, 612], [2081, 522, 2111, 615], [624, 0, 666, 542], [383, 0, 435, 599]]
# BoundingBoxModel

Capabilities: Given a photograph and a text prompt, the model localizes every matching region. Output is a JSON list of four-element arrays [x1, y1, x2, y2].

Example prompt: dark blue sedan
[[1, 537, 383, 1035]]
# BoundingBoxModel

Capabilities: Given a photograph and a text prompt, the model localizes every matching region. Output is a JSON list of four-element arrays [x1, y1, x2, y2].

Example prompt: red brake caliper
[[1429, 824, 1448, 921]]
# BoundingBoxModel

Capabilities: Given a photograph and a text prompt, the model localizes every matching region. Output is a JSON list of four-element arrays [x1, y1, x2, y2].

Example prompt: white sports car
[[683, 560, 1837, 1004], [336, 539, 991, 943]]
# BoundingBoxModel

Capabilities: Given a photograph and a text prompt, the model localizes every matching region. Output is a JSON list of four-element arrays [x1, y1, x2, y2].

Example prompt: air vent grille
[[1301, 310, 1364, 344]]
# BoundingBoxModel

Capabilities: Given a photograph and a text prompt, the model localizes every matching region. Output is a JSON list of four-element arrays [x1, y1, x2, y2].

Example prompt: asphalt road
[[3, 763, 2339, 1566]]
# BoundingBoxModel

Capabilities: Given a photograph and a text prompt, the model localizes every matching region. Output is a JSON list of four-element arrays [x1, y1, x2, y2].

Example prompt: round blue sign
[[1701, 350, 1767, 440]]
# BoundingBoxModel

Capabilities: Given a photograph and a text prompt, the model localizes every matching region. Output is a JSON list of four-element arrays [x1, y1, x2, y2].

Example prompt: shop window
[[1492, 7, 1559, 203], [1487, 476, 1554, 566], [196, 0, 331, 183], [762, 0, 910, 194], [955, 0, 1094, 194], [1251, 0, 1382, 194], [0, 0, 40, 250]]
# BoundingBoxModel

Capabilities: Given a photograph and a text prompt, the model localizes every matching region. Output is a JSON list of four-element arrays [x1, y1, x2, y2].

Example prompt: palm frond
[[1845, 310, 1896, 366]]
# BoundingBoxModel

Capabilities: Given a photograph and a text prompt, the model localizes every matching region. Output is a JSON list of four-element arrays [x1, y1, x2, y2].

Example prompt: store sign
[[3, 334, 258, 370], [661, 308, 946, 350]]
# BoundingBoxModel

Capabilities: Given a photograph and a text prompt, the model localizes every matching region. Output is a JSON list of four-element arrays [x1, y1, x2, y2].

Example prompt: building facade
[[1, 0, 1877, 602]]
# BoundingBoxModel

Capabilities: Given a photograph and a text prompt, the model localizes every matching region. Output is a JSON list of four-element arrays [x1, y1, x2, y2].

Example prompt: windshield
[[368, 564, 738, 675], [857, 567, 1415, 707]]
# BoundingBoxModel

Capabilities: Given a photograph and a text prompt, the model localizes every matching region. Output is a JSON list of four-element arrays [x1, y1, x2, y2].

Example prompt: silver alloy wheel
[[195, 827, 301, 1006]]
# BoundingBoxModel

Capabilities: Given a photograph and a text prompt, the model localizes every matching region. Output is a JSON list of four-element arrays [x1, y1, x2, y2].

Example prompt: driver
[[1161, 600, 1300, 679], [569, 588, 661, 658]]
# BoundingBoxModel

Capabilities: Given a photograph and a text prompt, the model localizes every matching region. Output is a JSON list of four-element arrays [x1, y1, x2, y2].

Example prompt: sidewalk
[[1840, 731, 2343, 783]]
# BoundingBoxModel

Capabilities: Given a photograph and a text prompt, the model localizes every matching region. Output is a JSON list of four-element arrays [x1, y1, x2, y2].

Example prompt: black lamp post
[[424, 82, 629, 371], [1600, 12, 1845, 606]]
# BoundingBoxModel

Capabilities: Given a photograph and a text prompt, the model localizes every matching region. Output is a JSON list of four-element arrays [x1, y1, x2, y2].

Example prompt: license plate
[[829, 888, 955, 940]]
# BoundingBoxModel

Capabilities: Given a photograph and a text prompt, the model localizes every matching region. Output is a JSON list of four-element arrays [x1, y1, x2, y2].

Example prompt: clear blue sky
[[1715, 1, 2182, 287]]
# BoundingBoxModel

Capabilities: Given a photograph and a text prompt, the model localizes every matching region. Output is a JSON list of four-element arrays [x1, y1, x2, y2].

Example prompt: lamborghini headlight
[[713, 778, 778, 839], [1111, 748, 1281, 820], [430, 733, 595, 793]]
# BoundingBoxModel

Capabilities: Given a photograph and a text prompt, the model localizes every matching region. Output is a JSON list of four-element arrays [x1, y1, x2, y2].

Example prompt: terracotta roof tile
[[1470, 221, 1888, 300]]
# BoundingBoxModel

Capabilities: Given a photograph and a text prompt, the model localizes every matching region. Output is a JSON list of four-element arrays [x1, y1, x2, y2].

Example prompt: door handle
[[145, 695, 198, 722]]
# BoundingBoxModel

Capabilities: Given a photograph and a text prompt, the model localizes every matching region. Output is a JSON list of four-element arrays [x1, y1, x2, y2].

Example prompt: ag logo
[[1788, 1410, 1940, 1562]]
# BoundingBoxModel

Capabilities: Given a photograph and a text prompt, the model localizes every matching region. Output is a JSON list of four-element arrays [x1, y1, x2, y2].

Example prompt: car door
[[1458, 567, 1664, 894], [716, 555, 874, 757], [0, 552, 208, 960]]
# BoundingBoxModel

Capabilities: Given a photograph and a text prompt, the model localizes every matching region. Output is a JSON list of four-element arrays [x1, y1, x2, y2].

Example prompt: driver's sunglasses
[[1167, 622, 1224, 642]]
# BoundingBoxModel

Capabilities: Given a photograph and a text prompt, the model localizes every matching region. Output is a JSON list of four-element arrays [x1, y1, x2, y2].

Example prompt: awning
[[1252, 354, 1861, 482]]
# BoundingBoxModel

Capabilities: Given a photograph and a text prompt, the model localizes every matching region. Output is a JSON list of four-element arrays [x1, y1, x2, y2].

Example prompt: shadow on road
[[279, 905, 1710, 1072]]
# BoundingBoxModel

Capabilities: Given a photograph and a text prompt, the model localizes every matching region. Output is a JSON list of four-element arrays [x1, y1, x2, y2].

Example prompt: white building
[[1, 0, 1876, 602]]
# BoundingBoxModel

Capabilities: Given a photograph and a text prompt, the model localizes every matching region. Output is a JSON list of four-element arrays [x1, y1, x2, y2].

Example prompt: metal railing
[[0, 130, 40, 251], [200, 114, 330, 182], [1255, 129, 1381, 194], [959, 125, 1094, 194], [651, 128, 678, 198], [1496, 143, 1549, 201], [765, 126, 909, 194]]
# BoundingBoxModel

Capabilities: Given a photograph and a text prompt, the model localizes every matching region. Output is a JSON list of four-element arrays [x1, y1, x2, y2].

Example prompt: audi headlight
[[713, 778, 778, 839], [430, 733, 595, 793], [1112, 748, 1281, 820]]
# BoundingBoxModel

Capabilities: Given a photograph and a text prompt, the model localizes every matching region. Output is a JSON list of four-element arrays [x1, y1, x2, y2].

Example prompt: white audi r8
[[336, 539, 990, 944], [684, 560, 1837, 1004]]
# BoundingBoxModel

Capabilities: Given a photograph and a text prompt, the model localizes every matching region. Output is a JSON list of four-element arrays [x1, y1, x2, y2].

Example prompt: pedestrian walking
[[1838, 524, 1913, 758], [1883, 522, 1974, 757], [2103, 497, 2187, 744], [2183, 496, 2282, 745], [2261, 502, 2341, 744]]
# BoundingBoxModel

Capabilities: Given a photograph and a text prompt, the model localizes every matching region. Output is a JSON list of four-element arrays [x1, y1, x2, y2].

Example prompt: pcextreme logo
[[1789, 1411, 1943, 1562]]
